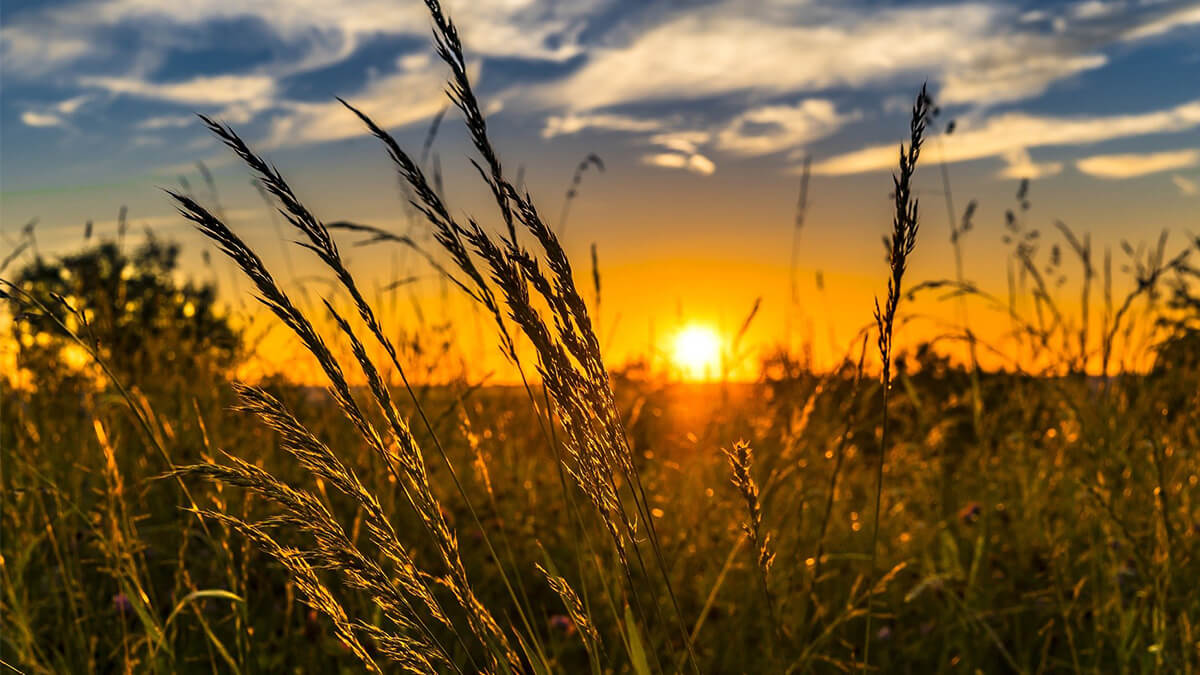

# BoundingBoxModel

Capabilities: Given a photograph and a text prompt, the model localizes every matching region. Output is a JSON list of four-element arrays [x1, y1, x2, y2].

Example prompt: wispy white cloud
[[53, 95, 93, 115], [262, 60, 453, 148], [1071, 1, 1123, 20], [3, 0, 601, 84], [1, 0, 611, 152], [530, 1, 1167, 112], [543, 98, 854, 173], [79, 74, 278, 106], [1076, 149, 1200, 178], [5, 0, 1200, 163], [519, 0, 1200, 175], [136, 115, 197, 130], [648, 131, 710, 155], [715, 100, 852, 156], [0, 27, 93, 76], [537, 5, 1006, 111], [999, 149, 1064, 179], [1172, 174, 1198, 196], [643, 151, 715, 176], [542, 111, 666, 138], [18, 95, 96, 130], [544, 99, 853, 160], [20, 111, 67, 128], [1120, 3, 1200, 40], [814, 98, 1200, 175], [938, 53, 1106, 106]]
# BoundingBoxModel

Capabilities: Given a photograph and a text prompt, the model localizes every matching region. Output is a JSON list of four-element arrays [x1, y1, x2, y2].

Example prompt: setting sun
[[671, 324, 723, 380]]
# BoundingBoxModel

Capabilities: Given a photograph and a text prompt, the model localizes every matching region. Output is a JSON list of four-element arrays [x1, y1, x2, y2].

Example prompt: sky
[[2, 0, 1199, 376]]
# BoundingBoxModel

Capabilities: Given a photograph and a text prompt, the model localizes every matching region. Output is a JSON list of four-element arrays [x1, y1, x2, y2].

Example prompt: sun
[[671, 324, 723, 381]]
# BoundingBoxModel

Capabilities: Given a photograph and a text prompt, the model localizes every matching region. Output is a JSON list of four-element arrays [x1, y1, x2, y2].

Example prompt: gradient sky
[[3, 0, 1199, 375]]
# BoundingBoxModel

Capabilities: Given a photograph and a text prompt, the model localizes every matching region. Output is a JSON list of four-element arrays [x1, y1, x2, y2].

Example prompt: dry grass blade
[[864, 83, 931, 673], [328, 3, 703, 667], [722, 440, 779, 639], [230, 383, 451, 630], [168, 188, 518, 672], [557, 153, 605, 237], [536, 563, 602, 657], [189, 510, 385, 671], [326, 221, 481, 304], [337, 98, 519, 363], [174, 462, 448, 673]]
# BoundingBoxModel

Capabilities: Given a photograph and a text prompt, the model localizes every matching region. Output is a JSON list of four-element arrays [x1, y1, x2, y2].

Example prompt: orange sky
[[4, 1, 1198, 383]]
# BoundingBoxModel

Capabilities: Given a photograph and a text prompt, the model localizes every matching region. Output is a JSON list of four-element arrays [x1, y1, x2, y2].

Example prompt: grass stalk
[[863, 84, 930, 672]]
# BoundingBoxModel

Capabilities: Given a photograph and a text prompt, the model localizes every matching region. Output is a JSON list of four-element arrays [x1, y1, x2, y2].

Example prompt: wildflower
[[113, 593, 131, 614], [958, 501, 982, 524], [549, 614, 576, 636]]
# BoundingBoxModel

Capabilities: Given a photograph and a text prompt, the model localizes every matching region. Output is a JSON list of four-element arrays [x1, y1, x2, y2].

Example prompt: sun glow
[[671, 324, 723, 381]]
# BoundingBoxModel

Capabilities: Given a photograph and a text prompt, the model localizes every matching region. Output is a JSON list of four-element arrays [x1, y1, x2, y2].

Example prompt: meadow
[[3, 1, 1200, 673]]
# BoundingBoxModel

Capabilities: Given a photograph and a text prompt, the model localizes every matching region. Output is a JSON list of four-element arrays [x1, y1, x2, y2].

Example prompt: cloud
[[648, 131, 711, 155], [17, 95, 95, 130], [543, 99, 852, 168], [530, 1, 1166, 113], [7, 0, 1200, 163], [1076, 149, 1200, 178], [521, 0, 1200, 167], [0, 27, 92, 76], [1121, 3, 1200, 41], [938, 53, 1106, 105], [20, 111, 67, 128], [544, 98, 851, 160], [262, 59, 453, 148], [1071, 1, 1122, 20], [542, 112, 666, 138], [137, 115, 197, 130], [3, 0, 601, 84], [79, 74, 278, 106], [53, 95, 93, 115], [537, 5, 1003, 111], [715, 100, 851, 156], [813, 98, 1200, 175], [642, 151, 715, 176], [1172, 174, 1198, 196], [2, 0, 607, 150], [999, 149, 1063, 180]]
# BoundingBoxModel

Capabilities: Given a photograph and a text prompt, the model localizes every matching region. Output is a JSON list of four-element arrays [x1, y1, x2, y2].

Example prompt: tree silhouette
[[9, 235, 240, 386]]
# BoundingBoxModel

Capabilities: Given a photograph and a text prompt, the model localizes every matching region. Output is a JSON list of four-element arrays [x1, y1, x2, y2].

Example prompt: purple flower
[[958, 501, 982, 525], [549, 614, 576, 636], [113, 593, 131, 614]]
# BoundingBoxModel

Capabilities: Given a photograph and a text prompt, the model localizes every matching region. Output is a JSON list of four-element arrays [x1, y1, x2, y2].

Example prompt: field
[[3, 1, 1200, 673]]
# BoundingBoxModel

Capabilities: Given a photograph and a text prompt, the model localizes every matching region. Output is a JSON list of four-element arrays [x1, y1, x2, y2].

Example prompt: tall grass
[[155, 0, 708, 670], [862, 85, 929, 671]]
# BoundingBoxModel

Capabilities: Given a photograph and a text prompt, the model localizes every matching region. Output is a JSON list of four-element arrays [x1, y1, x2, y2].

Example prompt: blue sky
[[2, 0, 1199, 369], [5, 0, 1199, 187]]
